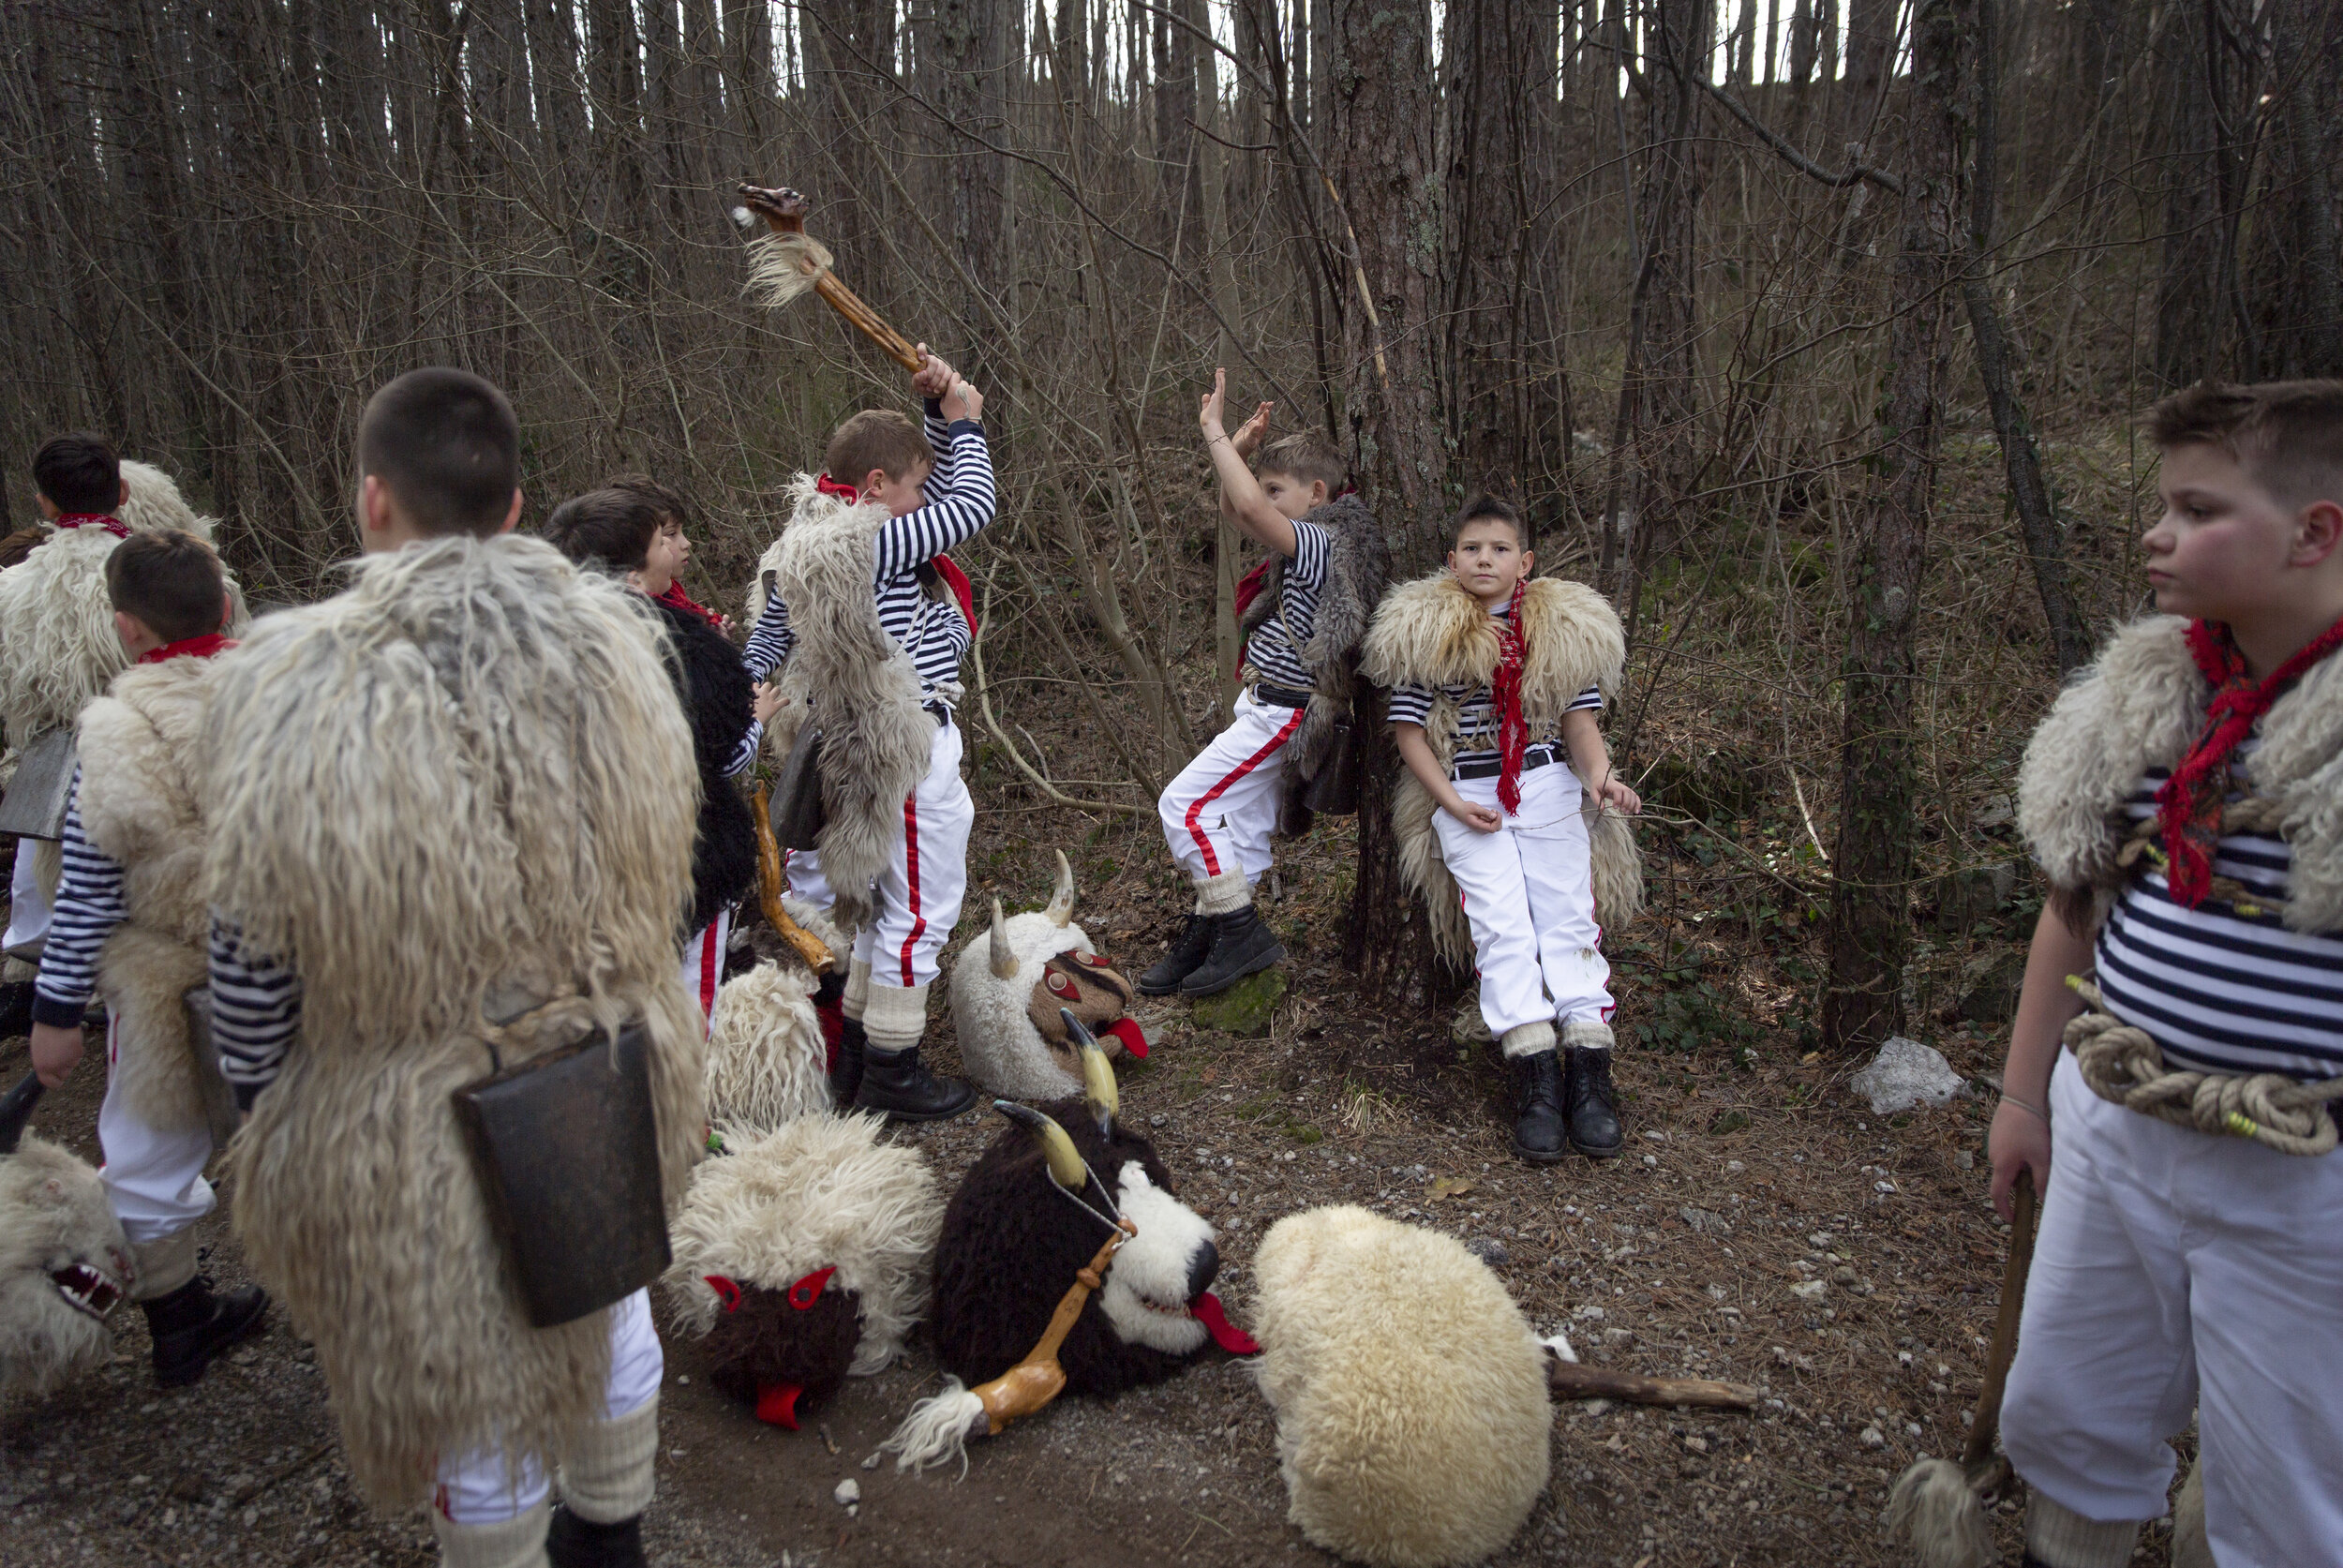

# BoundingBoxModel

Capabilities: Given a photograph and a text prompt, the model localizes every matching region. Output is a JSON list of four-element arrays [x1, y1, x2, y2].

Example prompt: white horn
[[989, 899, 1017, 978], [1045, 849, 1076, 927]]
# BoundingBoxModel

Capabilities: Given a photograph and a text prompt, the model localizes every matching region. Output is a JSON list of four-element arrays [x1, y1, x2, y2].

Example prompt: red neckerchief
[[813, 472, 861, 503], [55, 514, 129, 538], [1487, 578, 1531, 815], [654, 581, 724, 628], [136, 633, 235, 665], [1233, 559, 1272, 621], [2156, 612, 2343, 906]]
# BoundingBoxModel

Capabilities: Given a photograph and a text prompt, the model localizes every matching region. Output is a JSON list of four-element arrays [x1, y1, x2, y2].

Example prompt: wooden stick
[[1547, 1357, 1759, 1411], [739, 182, 924, 371], [1962, 1171, 2038, 1471], [972, 1221, 1133, 1434], [751, 785, 835, 974]]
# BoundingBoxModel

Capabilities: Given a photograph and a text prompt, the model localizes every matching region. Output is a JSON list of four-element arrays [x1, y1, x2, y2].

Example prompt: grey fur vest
[[2017, 614, 2343, 934]]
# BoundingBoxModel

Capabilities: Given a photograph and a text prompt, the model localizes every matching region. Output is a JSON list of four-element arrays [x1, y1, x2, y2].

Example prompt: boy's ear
[[1310, 481, 1330, 509], [862, 468, 892, 498], [2294, 499, 2343, 568], [117, 478, 129, 508], [499, 488, 523, 535]]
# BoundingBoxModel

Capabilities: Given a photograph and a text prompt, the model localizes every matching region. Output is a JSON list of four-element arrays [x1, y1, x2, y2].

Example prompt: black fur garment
[[698, 1280, 864, 1422], [653, 596, 760, 934], [930, 1098, 1205, 1397]]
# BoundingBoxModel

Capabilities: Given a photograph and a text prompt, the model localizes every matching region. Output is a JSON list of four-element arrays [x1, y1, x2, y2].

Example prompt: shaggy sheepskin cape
[[745, 476, 936, 929], [651, 595, 759, 935], [1360, 571, 1644, 967], [0, 460, 240, 744], [1238, 493, 1392, 833], [73, 652, 236, 1139], [931, 1098, 1213, 1396], [206, 535, 704, 1509], [0, 1135, 130, 1396], [2018, 613, 2343, 933], [703, 896, 847, 1132], [1250, 1205, 1551, 1568], [665, 1112, 943, 1409]]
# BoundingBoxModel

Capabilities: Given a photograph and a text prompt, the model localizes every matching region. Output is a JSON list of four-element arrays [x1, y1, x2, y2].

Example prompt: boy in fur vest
[[1362, 497, 1643, 1163], [204, 370, 704, 1568], [1992, 381, 2343, 1568], [24, 529, 263, 1386], [740, 349, 990, 1121], [1140, 370, 1390, 999]]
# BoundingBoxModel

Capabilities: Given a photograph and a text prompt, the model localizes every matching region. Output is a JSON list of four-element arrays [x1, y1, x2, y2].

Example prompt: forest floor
[[0, 798, 2194, 1568]]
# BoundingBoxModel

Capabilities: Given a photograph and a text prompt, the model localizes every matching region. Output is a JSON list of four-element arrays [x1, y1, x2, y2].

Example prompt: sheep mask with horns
[[0, 1078, 132, 1396], [950, 851, 1148, 1100]]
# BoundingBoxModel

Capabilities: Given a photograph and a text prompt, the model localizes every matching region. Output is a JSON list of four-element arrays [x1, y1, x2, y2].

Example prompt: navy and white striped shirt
[[741, 404, 993, 701], [206, 917, 302, 1111], [2095, 751, 2343, 1083], [1385, 604, 1604, 769], [29, 773, 126, 1028], [1242, 518, 1331, 692]]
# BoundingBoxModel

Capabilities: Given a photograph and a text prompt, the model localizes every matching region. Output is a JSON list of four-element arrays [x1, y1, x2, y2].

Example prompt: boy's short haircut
[[105, 529, 226, 643], [1256, 429, 1348, 497], [2147, 379, 2343, 507], [1450, 492, 1529, 550], [826, 411, 934, 487], [358, 368, 521, 538], [33, 433, 122, 514], [606, 472, 692, 530], [542, 488, 660, 575]]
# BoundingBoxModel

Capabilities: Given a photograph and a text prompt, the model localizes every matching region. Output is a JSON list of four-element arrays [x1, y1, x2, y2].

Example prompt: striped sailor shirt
[[1242, 517, 1333, 693], [741, 403, 994, 701], [2093, 747, 2343, 1083], [1384, 604, 1603, 769], [28, 772, 126, 1029]]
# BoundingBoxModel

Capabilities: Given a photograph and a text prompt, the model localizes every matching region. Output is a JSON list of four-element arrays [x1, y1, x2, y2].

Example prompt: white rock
[[1788, 1279, 1828, 1301], [1848, 1037, 1965, 1114], [1859, 1426, 1887, 1449], [833, 1479, 861, 1507]]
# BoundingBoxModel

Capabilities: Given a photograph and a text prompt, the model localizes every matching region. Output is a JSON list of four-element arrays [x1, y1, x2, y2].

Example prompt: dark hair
[[825, 410, 934, 487], [1256, 429, 1348, 496], [33, 433, 121, 515], [104, 530, 227, 643], [357, 368, 521, 538], [1450, 492, 1528, 550], [606, 472, 693, 530], [2146, 380, 2343, 507], [542, 488, 660, 575]]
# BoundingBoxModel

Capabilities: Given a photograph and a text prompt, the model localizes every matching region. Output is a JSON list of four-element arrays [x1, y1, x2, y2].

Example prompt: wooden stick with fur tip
[[734, 184, 925, 372], [752, 785, 835, 974]]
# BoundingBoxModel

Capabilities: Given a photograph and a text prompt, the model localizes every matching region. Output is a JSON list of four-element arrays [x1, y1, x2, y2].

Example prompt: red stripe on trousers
[[898, 794, 924, 986], [1183, 707, 1304, 876], [696, 921, 723, 1038]]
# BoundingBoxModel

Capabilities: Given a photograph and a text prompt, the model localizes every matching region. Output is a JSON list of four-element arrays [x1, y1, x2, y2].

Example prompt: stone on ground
[[1849, 1036, 1965, 1114]]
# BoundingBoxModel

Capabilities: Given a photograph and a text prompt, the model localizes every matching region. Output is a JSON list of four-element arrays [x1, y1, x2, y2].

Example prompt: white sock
[[2024, 1491, 2141, 1568]]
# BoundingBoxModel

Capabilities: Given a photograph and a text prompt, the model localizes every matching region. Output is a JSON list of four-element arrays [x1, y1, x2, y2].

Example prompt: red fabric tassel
[[1103, 1017, 1149, 1059], [813, 472, 861, 503], [931, 553, 978, 633], [1187, 1292, 1259, 1355], [1232, 559, 1273, 621], [2156, 612, 2343, 906], [1487, 578, 1532, 815], [137, 633, 235, 665], [53, 514, 128, 538]]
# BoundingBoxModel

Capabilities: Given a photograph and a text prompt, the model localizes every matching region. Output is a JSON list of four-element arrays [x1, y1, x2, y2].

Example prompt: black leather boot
[[855, 1044, 976, 1121], [1177, 906, 1286, 997], [1562, 1046, 1625, 1157], [1137, 913, 1214, 996], [142, 1275, 268, 1387], [828, 1014, 866, 1109], [1509, 1050, 1567, 1163], [546, 1506, 648, 1568]]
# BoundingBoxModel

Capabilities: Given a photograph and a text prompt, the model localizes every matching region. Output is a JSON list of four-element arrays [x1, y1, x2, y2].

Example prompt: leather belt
[[1452, 747, 1560, 783], [1251, 682, 1314, 709]]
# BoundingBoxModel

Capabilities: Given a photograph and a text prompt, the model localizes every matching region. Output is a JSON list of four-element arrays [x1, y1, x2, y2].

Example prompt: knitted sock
[[2024, 1491, 2141, 1568], [842, 957, 873, 1024], [1500, 1022, 1557, 1060], [431, 1498, 551, 1568], [1196, 872, 1251, 918], [1561, 1019, 1616, 1053], [861, 980, 929, 1055], [129, 1226, 199, 1301], [556, 1396, 659, 1525]]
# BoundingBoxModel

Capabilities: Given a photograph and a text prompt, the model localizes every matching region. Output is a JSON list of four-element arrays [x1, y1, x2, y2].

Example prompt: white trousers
[[2001, 1051, 2343, 1567], [434, 1288, 664, 1525], [1433, 761, 1614, 1040], [97, 1015, 216, 1245], [1157, 690, 1303, 889], [779, 718, 970, 993], [680, 907, 732, 1041], [6, 837, 52, 955]]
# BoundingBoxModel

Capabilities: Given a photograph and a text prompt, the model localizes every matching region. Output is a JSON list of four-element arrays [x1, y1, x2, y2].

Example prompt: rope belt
[[2064, 977, 2343, 1157]]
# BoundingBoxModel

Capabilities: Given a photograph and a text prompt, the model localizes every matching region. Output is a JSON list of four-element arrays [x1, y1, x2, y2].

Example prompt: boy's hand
[[1988, 1098, 2052, 1221], [29, 1021, 82, 1089], [1230, 400, 1274, 460], [752, 680, 783, 726], [1199, 367, 1231, 439], [1594, 776, 1641, 815], [911, 343, 955, 400], [942, 374, 983, 423], [1443, 795, 1504, 833]]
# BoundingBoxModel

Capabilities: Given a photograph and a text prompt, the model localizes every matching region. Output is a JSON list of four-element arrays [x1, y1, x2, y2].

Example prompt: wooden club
[[734, 184, 924, 372]]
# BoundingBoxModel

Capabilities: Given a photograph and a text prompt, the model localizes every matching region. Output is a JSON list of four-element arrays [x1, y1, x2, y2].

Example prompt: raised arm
[[1201, 369, 1296, 559]]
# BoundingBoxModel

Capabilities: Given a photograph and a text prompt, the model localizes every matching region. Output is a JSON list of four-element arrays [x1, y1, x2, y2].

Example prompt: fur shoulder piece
[[760, 474, 934, 931], [117, 460, 219, 542], [74, 654, 226, 938], [2019, 614, 2343, 933], [1363, 573, 1625, 727]]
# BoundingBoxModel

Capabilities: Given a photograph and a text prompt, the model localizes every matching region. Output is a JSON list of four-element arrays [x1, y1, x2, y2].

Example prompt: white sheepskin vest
[[2018, 613, 2343, 934], [73, 653, 234, 1137], [1360, 572, 1644, 966], [207, 534, 705, 1507]]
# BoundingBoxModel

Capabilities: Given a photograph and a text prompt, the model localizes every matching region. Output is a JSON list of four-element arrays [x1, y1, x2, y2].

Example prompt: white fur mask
[[0, 1139, 131, 1396], [1097, 1160, 1215, 1355]]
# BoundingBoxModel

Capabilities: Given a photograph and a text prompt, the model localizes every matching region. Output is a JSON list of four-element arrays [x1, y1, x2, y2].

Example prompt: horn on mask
[[994, 1100, 1089, 1193], [989, 899, 1017, 978], [1044, 849, 1076, 927], [1067, 1010, 1118, 1138]]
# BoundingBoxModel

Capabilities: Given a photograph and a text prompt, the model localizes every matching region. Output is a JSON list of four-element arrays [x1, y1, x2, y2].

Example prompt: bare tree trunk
[[2153, 5, 2223, 389], [1843, 0, 1897, 135], [1822, 0, 1966, 1053], [2274, 0, 2343, 374]]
